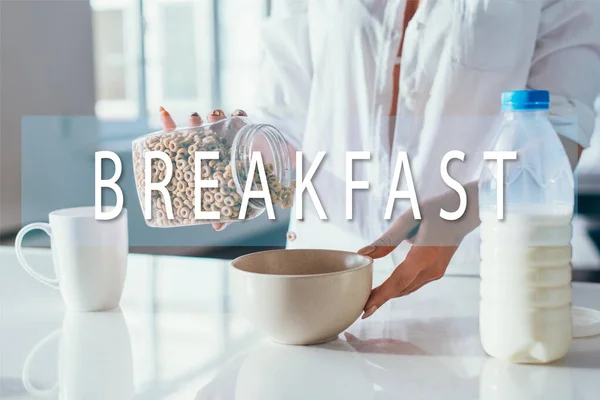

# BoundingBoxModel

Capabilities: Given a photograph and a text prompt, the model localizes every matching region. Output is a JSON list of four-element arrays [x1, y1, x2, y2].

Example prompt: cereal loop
[[176, 159, 187, 170], [179, 206, 191, 219], [224, 196, 235, 207], [204, 191, 215, 203], [173, 197, 183, 209]]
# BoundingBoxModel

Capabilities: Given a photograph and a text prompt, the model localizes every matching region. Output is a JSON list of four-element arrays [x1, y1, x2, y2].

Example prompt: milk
[[478, 90, 574, 363], [479, 208, 573, 363]]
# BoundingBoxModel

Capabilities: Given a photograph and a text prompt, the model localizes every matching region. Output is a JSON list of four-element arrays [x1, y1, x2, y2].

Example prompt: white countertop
[[1, 246, 600, 400]]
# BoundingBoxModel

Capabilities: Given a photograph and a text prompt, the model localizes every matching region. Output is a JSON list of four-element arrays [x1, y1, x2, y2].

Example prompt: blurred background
[[1, 0, 289, 258], [1, 0, 599, 279]]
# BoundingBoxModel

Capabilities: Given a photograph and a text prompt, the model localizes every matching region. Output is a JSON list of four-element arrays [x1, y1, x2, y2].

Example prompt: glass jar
[[132, 117, 293, 227]]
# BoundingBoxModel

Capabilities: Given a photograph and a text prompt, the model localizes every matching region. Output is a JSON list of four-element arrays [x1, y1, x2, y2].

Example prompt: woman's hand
[[357, 181, 481, 319], [158, 106, 247, 231]]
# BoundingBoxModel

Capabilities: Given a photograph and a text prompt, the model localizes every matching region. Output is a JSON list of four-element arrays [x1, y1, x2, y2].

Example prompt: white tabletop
[[1, 246, 600, 400]]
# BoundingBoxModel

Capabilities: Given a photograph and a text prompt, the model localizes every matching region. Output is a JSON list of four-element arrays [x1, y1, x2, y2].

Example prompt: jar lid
[[572, 306, 600, 338]]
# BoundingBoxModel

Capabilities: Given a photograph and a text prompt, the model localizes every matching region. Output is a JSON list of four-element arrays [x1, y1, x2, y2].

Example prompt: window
[[94, 10, 127, 101], [91, 0, 271, 137], [92, 0, 141, 122]]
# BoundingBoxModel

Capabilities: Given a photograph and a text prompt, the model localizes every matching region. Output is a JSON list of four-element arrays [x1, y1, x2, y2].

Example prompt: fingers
[[396, 246, 457, 296], [188, 112, 203, 127], [232, 109, 247, 117], [357, 245, 395, 259], [362, 246, 457, 319], [358, 214, 419, 259], [212, 223, 229, 231], [361, 257, 421, 319], [207, 109, 227, 123], [160, 106, 177, 131], [362, 245, 448, 319], [361, 291, 383, 319], [398, 274, 436, 298], [162, 108, 247, 129]]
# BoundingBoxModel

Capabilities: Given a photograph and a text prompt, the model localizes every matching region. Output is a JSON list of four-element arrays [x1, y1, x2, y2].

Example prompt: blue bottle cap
[[501, 90, 550, 111]]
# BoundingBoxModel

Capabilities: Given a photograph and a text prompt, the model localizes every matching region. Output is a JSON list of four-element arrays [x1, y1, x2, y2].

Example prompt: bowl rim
[[230, 249, 373, 279]]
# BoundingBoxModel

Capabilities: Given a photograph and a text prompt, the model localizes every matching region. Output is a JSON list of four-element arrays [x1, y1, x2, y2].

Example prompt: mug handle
[[22, 329, 60, 397], [15, 223, 59, 289]]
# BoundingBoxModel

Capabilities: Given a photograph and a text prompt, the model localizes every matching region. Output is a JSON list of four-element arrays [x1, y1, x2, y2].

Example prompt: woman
[[160, 0, 600, 319]]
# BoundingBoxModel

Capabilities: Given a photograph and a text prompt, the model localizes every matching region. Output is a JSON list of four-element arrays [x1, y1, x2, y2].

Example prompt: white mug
[[22, 309, 135, 399], [15, 207, 128, 311]]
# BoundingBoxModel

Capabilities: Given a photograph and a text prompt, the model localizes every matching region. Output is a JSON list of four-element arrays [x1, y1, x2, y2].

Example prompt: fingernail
[[232, 109, 247, 117], [160, 107, 176, 130], [362, 305, 378, 319], [210, 109, 225, 117], [160, 107, 171, 117], [191, 112, 199, 116], [358, 245, 376, 255]]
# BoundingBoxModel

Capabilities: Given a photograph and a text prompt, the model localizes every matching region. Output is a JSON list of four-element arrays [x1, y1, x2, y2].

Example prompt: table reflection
[[479, 358, 574, 400], [341, 332, 481, 398], [195, 339, 375, 400], [22, 308, 134, 400]]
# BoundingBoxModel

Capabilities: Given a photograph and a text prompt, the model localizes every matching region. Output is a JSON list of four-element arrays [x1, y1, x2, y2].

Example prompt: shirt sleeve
[[249, 0, 312, 151], [527, 0, 600, 148]]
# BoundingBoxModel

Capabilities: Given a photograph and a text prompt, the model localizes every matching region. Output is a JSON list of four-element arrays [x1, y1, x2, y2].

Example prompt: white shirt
[[252, 0, 600, 275]]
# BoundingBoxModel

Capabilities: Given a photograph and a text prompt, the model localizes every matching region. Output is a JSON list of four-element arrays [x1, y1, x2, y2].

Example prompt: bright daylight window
[[91, 0, 271, 137]]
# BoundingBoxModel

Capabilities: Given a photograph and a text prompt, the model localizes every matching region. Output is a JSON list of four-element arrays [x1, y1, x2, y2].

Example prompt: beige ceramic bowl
[[231, 249, 373, 345]]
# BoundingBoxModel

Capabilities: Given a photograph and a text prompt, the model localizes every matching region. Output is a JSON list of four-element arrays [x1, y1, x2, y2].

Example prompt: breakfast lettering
[[95, 150, 516, 221], [131, 125, 296, 227], [95, 151, 124, 221]]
